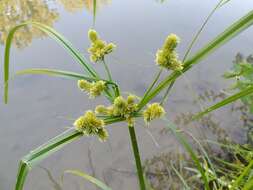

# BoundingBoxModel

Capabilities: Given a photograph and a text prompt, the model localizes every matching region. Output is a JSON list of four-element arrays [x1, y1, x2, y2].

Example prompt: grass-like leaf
[[4, 21, 98, 103], [63, 170, 112, 190], [14, 116, 125, 190], [163, 118, 210, 190], [15, 68, 117, 86], [15, 129, 83, 190], [193, 85, 253, 120], [138, 10, 253, 109]]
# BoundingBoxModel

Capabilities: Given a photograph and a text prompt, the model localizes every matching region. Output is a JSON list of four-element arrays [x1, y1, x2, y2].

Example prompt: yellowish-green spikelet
[[78, 80, 91, 91], [156, 34, 183, 71], [88, 29, 98, 42], [143, 103, 165, 124], [77, 80, 106, 98], [87, 29, 116, 62], [95, 95, 138, 126], [74, 110, 108, 141], [90, 81, 106, 98]]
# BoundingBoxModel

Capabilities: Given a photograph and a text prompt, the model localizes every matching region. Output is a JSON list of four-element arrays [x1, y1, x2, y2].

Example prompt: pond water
[[0, 0, 253, 189]]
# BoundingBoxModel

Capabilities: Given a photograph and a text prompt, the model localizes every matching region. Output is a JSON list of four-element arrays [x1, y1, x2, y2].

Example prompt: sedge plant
[[2, 9, 253, 190]]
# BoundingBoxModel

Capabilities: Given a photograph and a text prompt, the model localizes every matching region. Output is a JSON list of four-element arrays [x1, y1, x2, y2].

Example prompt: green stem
[[182, 0, 224, 62], [102, 58, 113, 82], [160, 81, 174, 106], [138, 68, 163, 111], [102, 58, 120, 98], [128, 125, 146, 190]]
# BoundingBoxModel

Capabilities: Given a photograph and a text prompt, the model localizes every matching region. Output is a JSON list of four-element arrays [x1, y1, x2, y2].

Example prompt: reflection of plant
[[0, 0, 59, 48], [58, 0, 110, 12], [223, 53, 253, 113]]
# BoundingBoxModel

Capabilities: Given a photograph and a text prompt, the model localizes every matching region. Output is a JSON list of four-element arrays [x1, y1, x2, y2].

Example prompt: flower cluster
[[74, 110, 108, 141], [156, 34, 183, 71], [88, 29, 116, 62], [143, 103, 165, 124], [95, 95, 138, 126], [78, 80, 106, 98]]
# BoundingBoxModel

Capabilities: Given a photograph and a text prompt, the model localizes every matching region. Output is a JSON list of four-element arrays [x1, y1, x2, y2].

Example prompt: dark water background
[[0, 0, 253, 189]]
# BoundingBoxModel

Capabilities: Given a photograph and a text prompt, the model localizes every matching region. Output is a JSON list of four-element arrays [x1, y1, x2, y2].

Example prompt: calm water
[[0, 0, 253, 189]]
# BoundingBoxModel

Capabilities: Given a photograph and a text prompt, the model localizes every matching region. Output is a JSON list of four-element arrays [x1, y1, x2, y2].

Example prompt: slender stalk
[[102, 59, 113, 82], [137, 68, 163, 111], [102, 58, 120, 98], [182, 0, 225, 62], [160, 81, 174, 106], [128, 125, 146, 190]]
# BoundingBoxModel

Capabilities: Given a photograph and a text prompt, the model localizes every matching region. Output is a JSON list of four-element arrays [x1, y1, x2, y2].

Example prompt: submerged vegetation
[[1, 0, 253, 190]]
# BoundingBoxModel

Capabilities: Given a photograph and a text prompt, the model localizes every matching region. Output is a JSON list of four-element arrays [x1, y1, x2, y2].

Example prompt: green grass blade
[[14, 117, 125, 190], [193, 85, 253, 120], [170, 163, 191, 190], [64, 170, 112, 190], [15, 68, 116, 85], [15, 129, 83, 190], [163, 118, 210, 190], [243, 175, 253, 190], [138, 10, 253, 110], [182, 0, 225, 62], [233, 159, 253, 190], [4, 21, 98, 103]]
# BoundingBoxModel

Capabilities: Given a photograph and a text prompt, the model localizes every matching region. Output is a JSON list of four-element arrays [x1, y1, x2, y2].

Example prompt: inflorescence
[[156, 34, 183, 71], [95, 95, 138, 127], [74, 110, 108, 141], [73, 29, 172, 141], [78, 80, 106, 98], [88, 29, 116, 62]]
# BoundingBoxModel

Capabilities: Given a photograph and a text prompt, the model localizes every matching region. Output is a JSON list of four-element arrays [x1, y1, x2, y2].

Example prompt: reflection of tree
[[0, 0, 59, 48], [0, 0, 111, 49], [58, 0, 111, 13]]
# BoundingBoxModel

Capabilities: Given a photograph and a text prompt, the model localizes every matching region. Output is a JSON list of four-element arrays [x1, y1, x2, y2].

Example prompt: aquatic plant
[[2, 4, 253, 190]]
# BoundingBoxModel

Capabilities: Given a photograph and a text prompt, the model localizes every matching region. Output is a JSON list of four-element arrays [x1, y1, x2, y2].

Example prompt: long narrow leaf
[[163, 118, 210, 190], [14, 116, 125, 190], [138, 10, 253, 109], [233, 159, 253, 190], [15, 129, 83, 190], [193, 85, 253, 120], [64, 170, 112, 190], [4, 22, 98, 103], [15, 68, 116, 85]]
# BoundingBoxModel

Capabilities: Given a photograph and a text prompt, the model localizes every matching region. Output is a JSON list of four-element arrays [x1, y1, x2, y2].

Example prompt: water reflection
[[0, 0, 59, 48], [0, 0, 111, 48], [58, 0, 111, 13]]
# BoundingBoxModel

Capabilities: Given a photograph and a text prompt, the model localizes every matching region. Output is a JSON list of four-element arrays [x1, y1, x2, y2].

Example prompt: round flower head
[[78, 80, 106, 98], [74, 110, 107, 141], [87, 29, 116, 63], [143, 103, 165, 124], [156, 33, 183, 71]]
